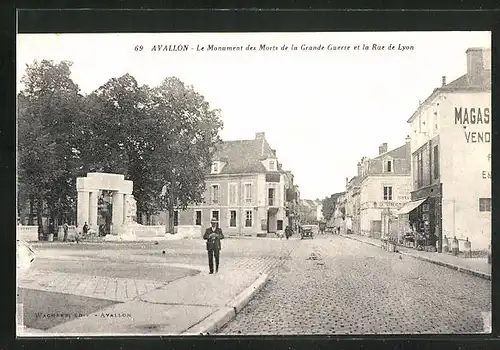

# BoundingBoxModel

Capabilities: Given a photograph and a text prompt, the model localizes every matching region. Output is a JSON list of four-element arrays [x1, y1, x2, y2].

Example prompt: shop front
[[397, 183, 443, 252]]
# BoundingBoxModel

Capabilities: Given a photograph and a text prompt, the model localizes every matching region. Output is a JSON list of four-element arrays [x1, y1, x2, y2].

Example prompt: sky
[[17, 32, 491, 200]]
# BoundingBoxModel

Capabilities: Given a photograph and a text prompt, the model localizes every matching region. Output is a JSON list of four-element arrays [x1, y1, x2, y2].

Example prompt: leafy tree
[[147, 77, 223, 233], [17, 60, 83, 232], [321, 196, 336, 222], [18, 62, 224, 235]]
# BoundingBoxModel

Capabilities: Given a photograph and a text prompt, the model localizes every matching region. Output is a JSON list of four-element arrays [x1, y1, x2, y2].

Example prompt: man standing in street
[[203, 218, 224, 274]]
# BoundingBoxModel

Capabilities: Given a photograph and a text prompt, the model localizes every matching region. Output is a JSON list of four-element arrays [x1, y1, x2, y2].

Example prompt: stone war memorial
[[76, 172, 201, 241], [77, 172, 134, 237], [77, 172, 160, 240]]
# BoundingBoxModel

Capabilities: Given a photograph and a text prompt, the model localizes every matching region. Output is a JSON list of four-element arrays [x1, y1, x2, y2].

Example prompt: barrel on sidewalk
[[463, 238, 472, 258], [451, 237, 459, 256], [442, 235, 449, 253]]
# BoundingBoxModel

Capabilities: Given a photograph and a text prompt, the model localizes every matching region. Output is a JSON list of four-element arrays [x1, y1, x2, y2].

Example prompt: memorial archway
[[76, 173, 134, 236]]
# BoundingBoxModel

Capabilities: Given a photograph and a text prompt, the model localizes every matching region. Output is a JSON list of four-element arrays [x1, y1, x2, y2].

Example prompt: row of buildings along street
[[330, 47, 491, 253]]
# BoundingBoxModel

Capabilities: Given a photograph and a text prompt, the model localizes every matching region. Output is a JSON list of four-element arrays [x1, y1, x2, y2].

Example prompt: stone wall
[[177, 225, 203, 238], [16, 226, 39, 242], [131, 225, 165, 238]]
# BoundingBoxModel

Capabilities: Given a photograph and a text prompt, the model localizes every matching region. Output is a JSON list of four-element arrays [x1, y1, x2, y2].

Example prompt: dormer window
[[386, 160, 392, 173], [211, 162, 219, 174], [269, 160, 275, 170]]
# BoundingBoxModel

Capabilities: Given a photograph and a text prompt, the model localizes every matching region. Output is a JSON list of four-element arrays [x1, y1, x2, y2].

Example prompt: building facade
[[333, 192, 346, 232], [358, 140, 412, 239], [345, 176, 361, 234], [316, 202, 324, 222], [404, 47, 491, 251], [175, 132, 298, 237]]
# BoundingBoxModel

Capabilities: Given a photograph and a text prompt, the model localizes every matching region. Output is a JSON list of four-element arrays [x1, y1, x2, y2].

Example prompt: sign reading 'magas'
[[455, 107, 491, 143]]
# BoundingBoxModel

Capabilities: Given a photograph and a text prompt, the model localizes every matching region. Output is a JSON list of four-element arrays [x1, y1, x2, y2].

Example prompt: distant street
[[217, 235, 491, 335]]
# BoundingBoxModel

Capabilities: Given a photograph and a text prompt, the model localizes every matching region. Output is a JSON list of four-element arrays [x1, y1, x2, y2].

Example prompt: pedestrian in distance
[[285, 225, 292, 240], [63, 222, 69, 242], [83, 222, 89, 236], [203, 218, 224, 274]]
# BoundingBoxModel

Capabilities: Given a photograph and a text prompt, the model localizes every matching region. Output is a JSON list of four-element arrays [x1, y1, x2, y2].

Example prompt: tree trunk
[[48, 206, 55, 235], [28, 197, 34, 225], [36, 199, 44, 237], [168, 205, 175, 234]]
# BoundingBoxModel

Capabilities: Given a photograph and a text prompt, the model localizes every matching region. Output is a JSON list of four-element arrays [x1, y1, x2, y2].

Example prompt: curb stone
[[183, 307, 236, 335], [227, 273, 269, 313], [341, 234, 491, 281], [182, 273, 269, 335]]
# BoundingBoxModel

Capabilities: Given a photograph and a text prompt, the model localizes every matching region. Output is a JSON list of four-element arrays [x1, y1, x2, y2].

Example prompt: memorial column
[[112, 192, 124, 235], [88, 191, 99, 229], [77, 191, 90, 227]]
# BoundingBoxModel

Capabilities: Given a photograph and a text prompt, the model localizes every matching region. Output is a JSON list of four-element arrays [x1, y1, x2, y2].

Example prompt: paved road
[[19, 237, 299, 331], [218, 235, 491, 335]]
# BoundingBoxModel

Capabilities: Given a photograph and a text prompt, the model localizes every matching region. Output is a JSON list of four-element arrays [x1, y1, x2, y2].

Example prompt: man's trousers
[[208, 249, 220, 273]]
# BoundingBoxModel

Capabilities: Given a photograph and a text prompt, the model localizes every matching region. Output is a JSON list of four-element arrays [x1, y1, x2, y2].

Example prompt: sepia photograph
[[16, 31, 491, 337]]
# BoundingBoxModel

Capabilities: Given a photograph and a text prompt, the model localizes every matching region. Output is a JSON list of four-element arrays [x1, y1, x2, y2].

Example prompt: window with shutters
[[245, 210, 253, 227], [195, 210, 202, 225], [229, 210, 237, 227], [268, 188, 275, 206], [383, 186, 393, 201], [244, 183, 252, 203], [211, 184, 220, 204], [229, 183, 237, 205]]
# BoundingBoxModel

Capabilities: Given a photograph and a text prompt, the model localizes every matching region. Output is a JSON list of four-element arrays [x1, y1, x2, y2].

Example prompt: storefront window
[[479, 198, 491, 212]]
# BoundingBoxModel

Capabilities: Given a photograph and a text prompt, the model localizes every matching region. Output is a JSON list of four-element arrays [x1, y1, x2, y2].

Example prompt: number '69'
[[134, 45, 144, 51]]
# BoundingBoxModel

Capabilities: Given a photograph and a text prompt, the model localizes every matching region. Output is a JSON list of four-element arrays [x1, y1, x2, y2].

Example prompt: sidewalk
[[341, 234, 491, 280], [18, 265, 269, 336]]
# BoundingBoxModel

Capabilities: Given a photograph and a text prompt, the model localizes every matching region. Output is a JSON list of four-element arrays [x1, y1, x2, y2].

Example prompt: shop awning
[[396, 198, 427, 215]]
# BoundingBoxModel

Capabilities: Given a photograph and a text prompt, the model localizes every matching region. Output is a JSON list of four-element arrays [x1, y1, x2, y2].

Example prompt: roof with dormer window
[[373, 143, 407, 160], [207, 137, 277, 175]]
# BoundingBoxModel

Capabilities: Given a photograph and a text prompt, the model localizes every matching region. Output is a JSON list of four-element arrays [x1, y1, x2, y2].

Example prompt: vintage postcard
[[16, 31, 491, 336]]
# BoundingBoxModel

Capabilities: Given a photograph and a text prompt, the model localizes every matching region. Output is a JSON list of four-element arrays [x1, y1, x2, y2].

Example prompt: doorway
[[267, 209, 278, 233]]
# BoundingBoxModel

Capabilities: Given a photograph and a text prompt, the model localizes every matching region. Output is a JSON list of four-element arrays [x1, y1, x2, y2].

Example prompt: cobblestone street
[[218, 235, 491, 335]]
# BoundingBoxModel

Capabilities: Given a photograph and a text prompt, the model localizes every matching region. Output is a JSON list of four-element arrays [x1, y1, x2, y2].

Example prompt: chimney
[[441, 76, 446, 86], [255, 132, 265, 156], [357, 162, 362, 176], [466, 47, 490, 86], [405, 135, 411, 144], [378, 143, 388, 155], [345, 177, 348, 188], [255, 132, 265, 140]]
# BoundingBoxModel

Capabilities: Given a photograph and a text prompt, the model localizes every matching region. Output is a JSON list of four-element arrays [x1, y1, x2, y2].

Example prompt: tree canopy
[[321, 192, 345, 222], [17, 60, 223, 232]]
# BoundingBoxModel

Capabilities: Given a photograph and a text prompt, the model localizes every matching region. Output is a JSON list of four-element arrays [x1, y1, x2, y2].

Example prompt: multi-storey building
[[358, 139, 412, 239], [316, 202, 324, 222], [299, 199, 322, 224], [345, 176, 361, 234], [402, 47, 491, 251], [333, 192, 346, 232], [175, 132, 298, 237]]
